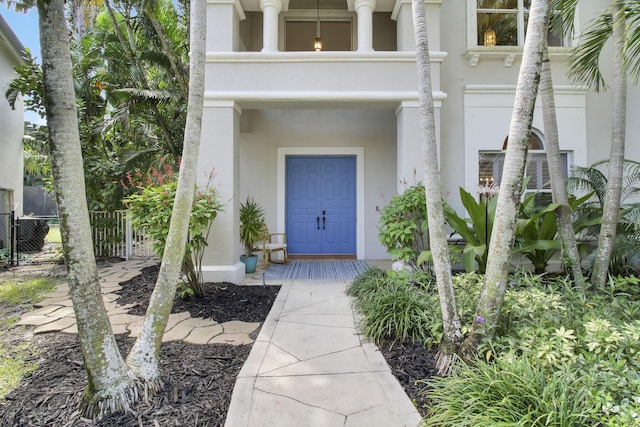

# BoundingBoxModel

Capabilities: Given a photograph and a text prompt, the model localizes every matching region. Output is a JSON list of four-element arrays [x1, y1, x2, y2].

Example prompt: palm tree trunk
[[540, 46, 584, 283], [412, 0, 462, 373], [591, 1, 627, 288], [462, 0, 550, 356], [38, 0, 137, 417], [126, 0, 207, 380]]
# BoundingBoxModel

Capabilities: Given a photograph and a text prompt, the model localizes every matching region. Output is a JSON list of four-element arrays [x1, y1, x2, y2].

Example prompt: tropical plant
[[239, 197, 266, 256], [347, 268, 440, 346], [377, 184, 429, 270], [6, 0, 190, 212], [124, 180, 222, 296], [555, 0, 640, 288], [569, 160, 640, 276], [443, 187, 498, 273], [512, 192, 591, 274], [422, 356, 596, 426]]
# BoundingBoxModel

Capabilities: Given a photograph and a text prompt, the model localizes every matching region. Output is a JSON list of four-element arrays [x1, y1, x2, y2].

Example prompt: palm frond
[[624, 0, 640, 85], [113, 88, 174, 101], [569, 11, 612, 91], [551, 0, 581, 37]]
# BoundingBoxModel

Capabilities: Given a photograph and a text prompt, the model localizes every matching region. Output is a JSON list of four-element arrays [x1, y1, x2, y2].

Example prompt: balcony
[[205, 51, 447, 109]]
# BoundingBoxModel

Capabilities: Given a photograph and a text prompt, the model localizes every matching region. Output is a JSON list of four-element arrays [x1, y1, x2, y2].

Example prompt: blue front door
[[286, 156, 356, 255]]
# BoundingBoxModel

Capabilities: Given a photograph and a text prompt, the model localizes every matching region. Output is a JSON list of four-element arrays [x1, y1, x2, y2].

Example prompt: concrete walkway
[[225, 279, 422, 427], [16, 259, 261, 345]]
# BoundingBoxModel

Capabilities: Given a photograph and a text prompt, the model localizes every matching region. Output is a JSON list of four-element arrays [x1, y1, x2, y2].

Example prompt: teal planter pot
[[240, 255, 259, 273]]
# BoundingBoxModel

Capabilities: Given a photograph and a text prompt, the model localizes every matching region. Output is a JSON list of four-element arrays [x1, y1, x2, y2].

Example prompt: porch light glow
[[484, 28, 497, 46], [314, 0, 323, 51]]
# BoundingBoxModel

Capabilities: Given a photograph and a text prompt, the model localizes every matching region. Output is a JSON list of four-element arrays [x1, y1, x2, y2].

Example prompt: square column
[[396, 101, 442, 193], [197, 101, 245, 283], [392, 0, 442, 51], [207, 0, 246, 52]]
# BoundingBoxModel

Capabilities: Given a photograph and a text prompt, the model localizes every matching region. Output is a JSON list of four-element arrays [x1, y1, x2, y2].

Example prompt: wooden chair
[[257, 225, 288, 266]]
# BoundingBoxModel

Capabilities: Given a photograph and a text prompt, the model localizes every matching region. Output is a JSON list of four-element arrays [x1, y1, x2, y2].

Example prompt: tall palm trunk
[[540, 46, 584, 283], [37, 0, 138, 416], [126, 0, 207, 380], [591, 1, 627, 288], [412, 0, 462, 373], [462, 0, 550, 356]]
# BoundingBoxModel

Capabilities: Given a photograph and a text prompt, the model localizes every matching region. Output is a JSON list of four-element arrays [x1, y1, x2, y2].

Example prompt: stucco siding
[[238, 108, 397, 259]]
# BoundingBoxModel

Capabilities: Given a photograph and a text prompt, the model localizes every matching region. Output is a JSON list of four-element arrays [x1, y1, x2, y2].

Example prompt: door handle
[[316, 216, 320, 230], [322, 216, 326, 230]]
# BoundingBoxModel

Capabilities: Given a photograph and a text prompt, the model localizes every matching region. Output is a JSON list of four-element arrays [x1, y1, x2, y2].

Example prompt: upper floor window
[[475, 0, 565, 47]]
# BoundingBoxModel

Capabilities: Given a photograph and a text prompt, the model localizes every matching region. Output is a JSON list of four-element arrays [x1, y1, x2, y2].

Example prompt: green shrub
[[349, 268, 440, 345], [124, 180, 222, 296], [422, 356, 596, 426], [377, 184, 430, 271]]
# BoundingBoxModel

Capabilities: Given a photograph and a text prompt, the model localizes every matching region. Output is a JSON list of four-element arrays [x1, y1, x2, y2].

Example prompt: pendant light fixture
[[314, 0, 323, 51]]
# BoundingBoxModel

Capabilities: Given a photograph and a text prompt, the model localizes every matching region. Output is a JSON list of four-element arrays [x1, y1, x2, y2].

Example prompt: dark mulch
[[119, 265, 280, 323], [0, 262, 437, 426], [379, 341, 438, 417]]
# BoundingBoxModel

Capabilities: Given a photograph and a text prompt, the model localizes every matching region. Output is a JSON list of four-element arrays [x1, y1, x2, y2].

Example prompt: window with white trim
[[474, 0, 565, 47], [478, 130, 568, 202]]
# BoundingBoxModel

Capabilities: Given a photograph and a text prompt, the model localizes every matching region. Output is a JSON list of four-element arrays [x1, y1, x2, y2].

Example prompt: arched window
[[478, 128, 568, 196]]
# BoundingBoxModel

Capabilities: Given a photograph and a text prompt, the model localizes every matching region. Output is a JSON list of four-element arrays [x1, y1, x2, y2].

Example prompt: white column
[[396, 102, 423, 191], [261, 0, 282, 52], [198, 101, 245, 283], [354, 0, 375, 52]]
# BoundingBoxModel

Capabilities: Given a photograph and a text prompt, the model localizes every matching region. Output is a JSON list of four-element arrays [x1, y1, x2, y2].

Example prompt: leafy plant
[[348, 268, 440, 345], [421, 356, 596, 426], [569, 159, 640, 276], [443, 187, 498, 273], [239, 197, 266, 257], [377, 184, 430, 270], [125, 180, 222, 296]]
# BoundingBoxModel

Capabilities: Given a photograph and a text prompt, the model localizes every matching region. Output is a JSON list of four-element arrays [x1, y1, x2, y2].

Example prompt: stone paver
[[34, 317, 76, 333], [17, 259, 262, 349], [221, 320, 260, 335], [184, 324, 224, 345], [210, 333, 254, 345]]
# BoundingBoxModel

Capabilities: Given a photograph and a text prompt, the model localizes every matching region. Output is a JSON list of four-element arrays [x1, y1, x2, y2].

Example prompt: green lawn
[[46, 225, 62, 243]]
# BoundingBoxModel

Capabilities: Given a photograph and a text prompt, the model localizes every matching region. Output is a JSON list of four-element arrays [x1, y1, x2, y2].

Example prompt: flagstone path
[[17, 259, 260, 345]]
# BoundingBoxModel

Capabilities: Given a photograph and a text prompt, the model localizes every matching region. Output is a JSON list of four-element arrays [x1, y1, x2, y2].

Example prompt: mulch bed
[[0, 262, 437, 426]]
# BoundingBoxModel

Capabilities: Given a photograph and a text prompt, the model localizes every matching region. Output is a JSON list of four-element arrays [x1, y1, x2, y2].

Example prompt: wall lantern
[[314, 0, 323, 51]]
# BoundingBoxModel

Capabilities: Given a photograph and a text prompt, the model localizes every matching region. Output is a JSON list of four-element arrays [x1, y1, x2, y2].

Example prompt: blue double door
[[286, 156, 356, 255]]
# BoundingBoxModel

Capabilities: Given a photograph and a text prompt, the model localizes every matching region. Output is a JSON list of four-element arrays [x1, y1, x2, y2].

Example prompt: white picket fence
[[89, 210, 155, 260]]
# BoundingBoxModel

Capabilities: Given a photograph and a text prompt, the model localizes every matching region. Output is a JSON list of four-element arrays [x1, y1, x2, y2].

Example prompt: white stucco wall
[[0, 31, 24, 216], [237, 108, 397, 260]]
